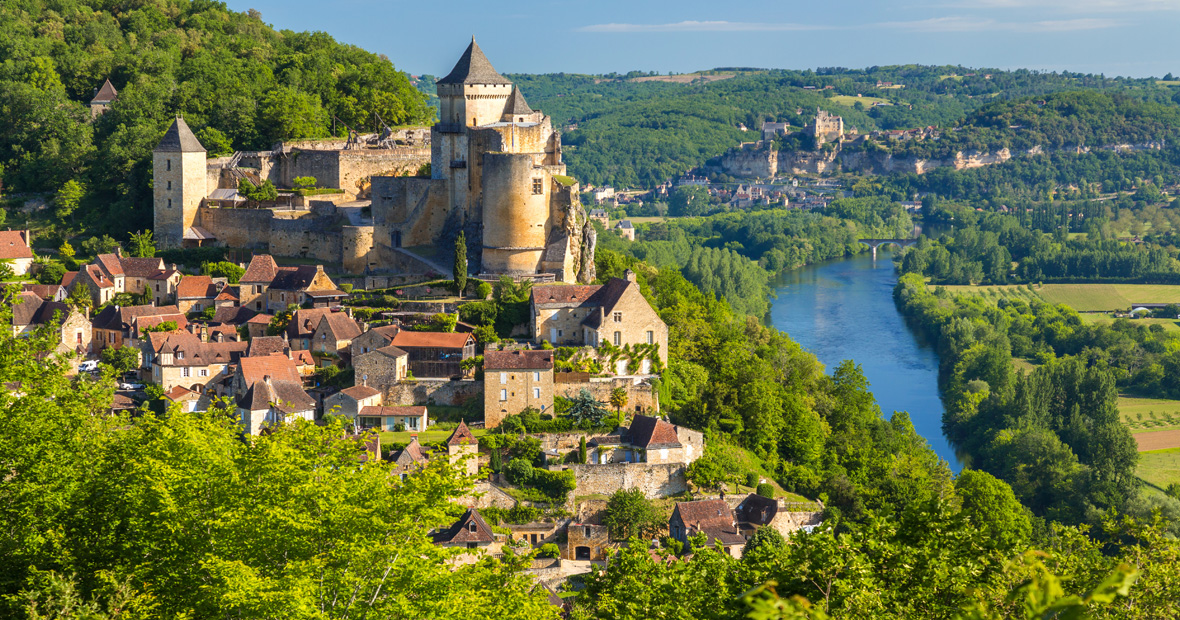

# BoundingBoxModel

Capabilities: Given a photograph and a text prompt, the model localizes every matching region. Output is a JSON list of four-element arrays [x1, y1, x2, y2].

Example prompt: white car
[[79, 360, 99, 372], [119, 382, 146, 391]]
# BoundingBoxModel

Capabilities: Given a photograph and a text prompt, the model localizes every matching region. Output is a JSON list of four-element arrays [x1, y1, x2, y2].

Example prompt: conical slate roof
[[92, 78, 118, 103], [437, 37, 512, 86], [503, 87, 533, 116], [154, 117, 205, 153]]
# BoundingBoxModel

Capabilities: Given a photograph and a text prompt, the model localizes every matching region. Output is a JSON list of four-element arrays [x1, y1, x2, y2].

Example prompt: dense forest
[[0, 0, 432, 239]]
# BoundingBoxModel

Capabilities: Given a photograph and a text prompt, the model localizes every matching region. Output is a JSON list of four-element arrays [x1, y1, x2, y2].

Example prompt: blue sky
[[228, 0, 1179, 77]]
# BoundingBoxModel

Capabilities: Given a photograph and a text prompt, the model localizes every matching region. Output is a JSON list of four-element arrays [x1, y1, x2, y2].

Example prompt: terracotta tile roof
[[215, 286, 239, 301], [85, 264, 116, 289], [132, 313, 187, 336], [359, 405, 426, 417], [628, 415, 682, 450], [244, 312, 272, 325], [289, 350, 315, 366], [340, 385, 381, 400], [317, 312, 361, 341], [237, 378, 314, 413], [110, 392, 136, 411], [374, 344, 408, 359], [146, 268, 180, 280], [94, 304, 181, 331], [241, 255, 278, 284], [0, 231, 33, 259], [432, 508, 495, 545], [239, 353, 301, 386], [446, 420, 477, 446], [391, 331, 474, 349], [21, 284, 61, 300], [531, 284, 602, 308], [213, 306, 258, 326], [246, 336, 287, 358], [165, 385, 199, 401], [119, 257, 165, 278], [288, 308, 332, 339], [148, 330, 247, 366], [672, 500, 744, 546], [94, 253, 124, 277], [61, 271, 77, 287], [176, 275, 218, 299], [92, 78, 118, 103], [483, 349, 554, 370], [392, 437, 429, 472]]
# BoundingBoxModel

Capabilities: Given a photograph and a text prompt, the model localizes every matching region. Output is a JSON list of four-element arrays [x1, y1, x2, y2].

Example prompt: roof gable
[[628, 415, 682, 450], [155, 117, 205, 153], [241, 255, 279, 284], [437, 38, 512, 86], [433, 508, 495, 545], [317, 312, 362, 341], [0, 231, 33, 260], [446, 420, 477, 446], [503, 87, 533, 115], [92, 78, 118, 103]]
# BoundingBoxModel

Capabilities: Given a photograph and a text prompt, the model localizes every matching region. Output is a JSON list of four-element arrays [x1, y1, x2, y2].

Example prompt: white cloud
[[882, 16, 1122, 31], [577, 20, 827, 33], [945, 0, 1180, 11]]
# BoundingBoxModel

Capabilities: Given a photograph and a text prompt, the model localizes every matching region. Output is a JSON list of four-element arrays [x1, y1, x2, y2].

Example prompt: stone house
[[529, 270, 667, 374], [245, 313, 272, 339], [353, 344, 409, 390], [588, 208, 609, 228], [79, 251, 170, 304], [669, 499, 745, 558], [175, 275, 220, 314], [143, 329, 247, 394], [483, 349, 554, 429], [565, 523, 611, 561], [613, 220, 635, 241], [10, 292, 90, 356], [505, 521, 562, 548], [323, 384, 382, 419], [284, 308, 334, 350], [432, 508, 499, 553], [164, 385, 201, 413], [72, 264, 119, 306], [146, 268, 183, 305], [0, 230, 35, 276], [90, 78, 117, 119], [91, 304, 182, 353], [350, 324, 401, 359], [266, 265, 345, 313], [390, 331, 476, 378], [391, 437, 429, 478], [446, 421, 479, 476], [233, 353, 304, 397], [585, 415, 702, 465], [734, 493, 824, 538], [236, 375, 316, 435], [239, 255, 279, 312], [310, 311, 362, 365], [357, 405, 428, 432]]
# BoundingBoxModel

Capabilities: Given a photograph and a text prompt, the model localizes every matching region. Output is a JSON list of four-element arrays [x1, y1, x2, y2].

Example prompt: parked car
[[78, 360, 99, 372], [119, 382, 145, 391]]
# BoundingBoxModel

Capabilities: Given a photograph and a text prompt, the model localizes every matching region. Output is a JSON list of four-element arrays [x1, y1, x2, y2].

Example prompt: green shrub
[[756, 483, 775, 498], [746, 472, 759, 488], [538, 543, 561, 559]]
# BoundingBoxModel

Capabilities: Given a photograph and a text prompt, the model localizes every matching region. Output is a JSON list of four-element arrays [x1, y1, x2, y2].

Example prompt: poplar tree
[[453, 231, 467, 297]]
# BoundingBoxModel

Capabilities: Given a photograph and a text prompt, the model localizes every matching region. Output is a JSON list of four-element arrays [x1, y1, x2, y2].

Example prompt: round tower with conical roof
[[153, 117, 207, 249]]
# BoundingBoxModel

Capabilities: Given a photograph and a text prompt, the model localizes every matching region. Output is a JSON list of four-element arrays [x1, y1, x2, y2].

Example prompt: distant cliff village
[[147, 38, 595, 282]]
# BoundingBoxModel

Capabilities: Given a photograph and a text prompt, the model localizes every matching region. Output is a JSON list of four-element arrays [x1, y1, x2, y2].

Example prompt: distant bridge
[[859, 238, 918, 259]]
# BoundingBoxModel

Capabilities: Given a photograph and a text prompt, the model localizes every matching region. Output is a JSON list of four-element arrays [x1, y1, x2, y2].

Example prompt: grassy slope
[[1137, 447, 1180, 489]]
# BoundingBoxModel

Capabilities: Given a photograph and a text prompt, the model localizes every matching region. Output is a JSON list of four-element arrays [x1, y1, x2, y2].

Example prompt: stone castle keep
[[153, 39, 595, 283]]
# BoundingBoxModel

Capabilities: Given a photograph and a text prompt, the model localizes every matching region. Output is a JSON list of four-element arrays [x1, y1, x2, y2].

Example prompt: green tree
[[669, 185, 710, 217], [566, 389, 609, 428], [453, 232, 467, 297], [609, 387, 629, 424], [602, 488, 664, 540], [128, 230, 156, 258], [201, 261, 245, 284], [195, 127, 234, 157], [579, 435, 587, 464], [100, 345, 140, 375], [54, 180, 84, 223], [66, 285, 91, 311], [35, 260, 67, 286]]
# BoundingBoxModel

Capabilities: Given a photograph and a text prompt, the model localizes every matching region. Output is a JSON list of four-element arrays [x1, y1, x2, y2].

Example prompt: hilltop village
[[4, 40, 822, 597]]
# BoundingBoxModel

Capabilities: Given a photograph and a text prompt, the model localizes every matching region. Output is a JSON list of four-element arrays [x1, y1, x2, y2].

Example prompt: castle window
[[613, 312, 622, 323], [166, 159, 171, 171], [532, 178, 543, 195], [167, 181, 172, 190], [167, 199, 172, 209]]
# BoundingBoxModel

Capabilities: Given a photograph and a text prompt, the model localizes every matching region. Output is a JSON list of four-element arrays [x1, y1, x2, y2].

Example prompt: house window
[[533, 387, 540, 399], [176, 351, 184, 360], [500, 372, 507, 384], [466, 542, 478, 549], [532, 178, 543, 195], [613, 331, 621, 346], [182, 367, 190, 378], [468, 523, 478, 533], [199, 369, 208, 377], [557, 329, 563, 337], [533, 372, 540, 381], [646, 330, 654, 344], [499, 389, 507, 401], [613, 312, 622, 322], [76, 331, 82, 344]]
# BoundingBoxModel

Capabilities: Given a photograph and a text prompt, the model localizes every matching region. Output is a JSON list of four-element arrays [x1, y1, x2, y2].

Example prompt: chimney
[[361, 374, 367, 387], [624, 269, 637, 283], [200, 326, 209, 342], [263, 374, 272, 387], [316, 265, 324, 274], [115, 246, 122, 258], [20, 230, 30, 246]]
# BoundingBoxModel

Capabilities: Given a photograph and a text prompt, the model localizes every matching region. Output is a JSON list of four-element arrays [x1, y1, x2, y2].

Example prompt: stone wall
[[557, 378, 659, 414], [196, 207, 274, 250], [457, 480, 518, 510], [556, 462, 687, 498], [281, 148, 430, 199], [382, 378, 483, 407], [371, 176, 452, 249]]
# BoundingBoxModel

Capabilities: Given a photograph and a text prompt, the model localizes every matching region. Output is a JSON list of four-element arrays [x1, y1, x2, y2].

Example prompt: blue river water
[[768, 249, 961, 470]]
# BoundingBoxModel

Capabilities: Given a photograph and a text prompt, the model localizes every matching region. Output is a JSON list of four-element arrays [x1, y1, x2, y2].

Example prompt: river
[[769, 249, 961, 470]]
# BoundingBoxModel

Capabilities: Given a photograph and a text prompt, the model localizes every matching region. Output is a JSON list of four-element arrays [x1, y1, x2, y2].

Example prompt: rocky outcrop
[[578, 220, 597, 284]]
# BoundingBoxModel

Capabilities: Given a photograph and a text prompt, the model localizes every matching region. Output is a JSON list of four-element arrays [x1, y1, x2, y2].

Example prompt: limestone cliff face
[[579, 221, 597, 284]]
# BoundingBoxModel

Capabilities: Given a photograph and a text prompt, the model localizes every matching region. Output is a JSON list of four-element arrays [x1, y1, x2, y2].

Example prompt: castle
[[152, 39, 594, 283]]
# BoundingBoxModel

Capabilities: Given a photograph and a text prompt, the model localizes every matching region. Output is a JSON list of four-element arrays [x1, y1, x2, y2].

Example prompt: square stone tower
[[153, 117, 207, 249]]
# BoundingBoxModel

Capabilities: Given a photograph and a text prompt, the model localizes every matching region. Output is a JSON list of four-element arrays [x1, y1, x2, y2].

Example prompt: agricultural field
[[830, 95, 890, 107], [1136, 447, 1180, 490], [1080, 314, 1180, 331], [1119, 395, 1180, 434], [942, 283, 1180, 312]]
